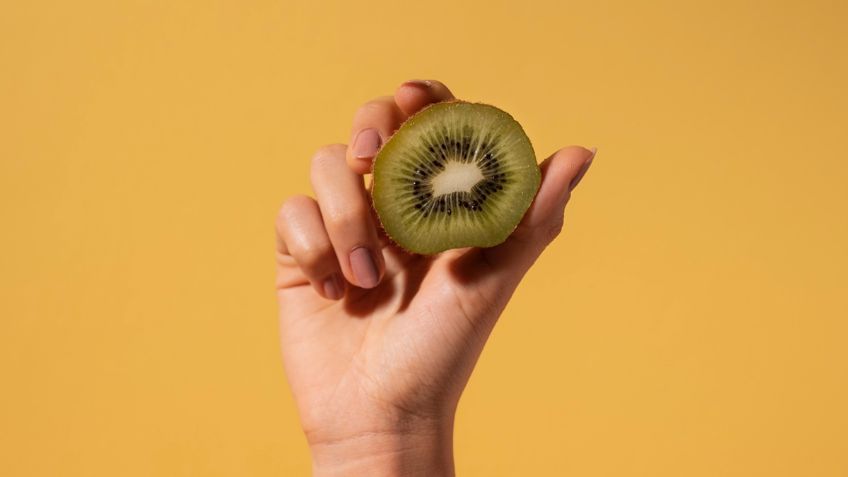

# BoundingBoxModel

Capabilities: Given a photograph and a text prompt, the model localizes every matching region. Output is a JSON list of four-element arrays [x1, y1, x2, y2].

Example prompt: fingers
[[311, 144, 385, 289], [482, 146, 596, 276], [276, 144, 389, 296], [394, 79, 455, 116], [345, 80, 456, 175], [276, 195, 346, 300], [345, 96, 405, 175]]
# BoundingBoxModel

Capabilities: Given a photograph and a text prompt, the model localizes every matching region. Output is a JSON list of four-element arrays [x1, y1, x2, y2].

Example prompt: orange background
[[2, 1, 847, 475]]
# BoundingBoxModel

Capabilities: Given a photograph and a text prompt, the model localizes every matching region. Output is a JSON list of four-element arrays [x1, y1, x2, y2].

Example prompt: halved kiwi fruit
[[372, 101, 540, 255]]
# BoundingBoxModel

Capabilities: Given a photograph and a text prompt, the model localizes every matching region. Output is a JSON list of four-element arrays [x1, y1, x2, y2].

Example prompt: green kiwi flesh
[[372, 101, 540, 255]]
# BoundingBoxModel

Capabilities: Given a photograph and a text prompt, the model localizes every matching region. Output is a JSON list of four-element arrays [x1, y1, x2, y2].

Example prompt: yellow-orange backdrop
[[2, 1, 847, 475]]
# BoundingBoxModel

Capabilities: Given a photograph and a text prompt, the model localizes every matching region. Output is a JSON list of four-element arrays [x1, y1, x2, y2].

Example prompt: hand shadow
[[342, 247, 435, 318], [446, 247, 496, 286]]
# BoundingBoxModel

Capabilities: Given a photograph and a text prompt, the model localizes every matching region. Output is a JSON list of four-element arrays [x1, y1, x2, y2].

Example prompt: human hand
[[275, 79, 595, 476]]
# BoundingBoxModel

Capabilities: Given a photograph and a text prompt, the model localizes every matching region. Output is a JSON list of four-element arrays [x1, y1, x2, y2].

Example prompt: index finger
[[345, 79, 456, 175]]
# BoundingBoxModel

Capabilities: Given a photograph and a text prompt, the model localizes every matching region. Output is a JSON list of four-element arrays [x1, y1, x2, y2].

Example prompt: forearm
[[310, 418, 455, 477]]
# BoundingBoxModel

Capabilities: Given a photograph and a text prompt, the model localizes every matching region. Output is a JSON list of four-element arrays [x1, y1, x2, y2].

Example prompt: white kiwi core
[[430, 160, 484, 197]]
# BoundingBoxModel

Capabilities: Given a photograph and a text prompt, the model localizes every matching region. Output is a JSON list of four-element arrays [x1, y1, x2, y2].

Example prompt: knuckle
[[354, 98, 398, 124], [277, 195, 312, 223], [544, 216, 565, 243], [310, 144, 346, 170], [294, 243, 332, 270], [356, 97, 395, 116], [325, 204, 370, 232]]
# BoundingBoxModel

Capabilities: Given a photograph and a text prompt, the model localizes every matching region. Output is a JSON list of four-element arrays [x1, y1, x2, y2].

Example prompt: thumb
[[481, 145, 596, 279]]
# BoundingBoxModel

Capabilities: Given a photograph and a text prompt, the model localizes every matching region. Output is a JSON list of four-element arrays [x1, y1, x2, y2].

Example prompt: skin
[[275, 79, 595, 476]]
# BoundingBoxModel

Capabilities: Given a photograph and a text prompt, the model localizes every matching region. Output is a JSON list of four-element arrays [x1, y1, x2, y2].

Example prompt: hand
[[275, 79, 595, 476]]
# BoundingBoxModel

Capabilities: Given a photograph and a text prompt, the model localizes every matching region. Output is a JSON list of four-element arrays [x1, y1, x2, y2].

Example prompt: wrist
[[309, 416, 455, 477]]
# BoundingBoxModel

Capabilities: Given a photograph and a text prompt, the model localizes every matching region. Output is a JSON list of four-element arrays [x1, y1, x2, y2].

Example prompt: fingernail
[[350, 247, 379, 288], [352, 128, 381, 160], [322, 274, 343, 300], [401, 79, 432, 89], [569, 147, 597, 191]]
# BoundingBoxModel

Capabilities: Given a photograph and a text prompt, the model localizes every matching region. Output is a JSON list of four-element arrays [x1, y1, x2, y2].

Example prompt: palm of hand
[[278, 244, 514, 444]]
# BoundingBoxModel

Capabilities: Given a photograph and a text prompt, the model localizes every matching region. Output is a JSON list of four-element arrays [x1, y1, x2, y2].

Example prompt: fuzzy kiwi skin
[[371, 100, 541, 255]]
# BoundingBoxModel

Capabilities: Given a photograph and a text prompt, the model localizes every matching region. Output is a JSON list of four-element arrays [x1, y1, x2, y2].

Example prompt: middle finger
[[311, 144, 385, 289]]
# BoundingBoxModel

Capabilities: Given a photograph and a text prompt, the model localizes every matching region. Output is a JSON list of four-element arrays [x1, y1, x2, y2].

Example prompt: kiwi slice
[[372, 101, 540, 255]]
